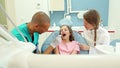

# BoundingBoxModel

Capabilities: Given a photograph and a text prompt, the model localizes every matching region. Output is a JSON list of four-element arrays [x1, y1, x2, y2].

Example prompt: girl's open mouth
[[62, 34, 66, 37]]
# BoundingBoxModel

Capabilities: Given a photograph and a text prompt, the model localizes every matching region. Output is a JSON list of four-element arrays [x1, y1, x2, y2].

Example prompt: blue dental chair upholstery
[[110, 39, 120, 47]]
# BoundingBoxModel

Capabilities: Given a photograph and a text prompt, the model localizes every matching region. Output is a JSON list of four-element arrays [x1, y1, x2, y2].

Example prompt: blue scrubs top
[[11, 23, 39, 46]]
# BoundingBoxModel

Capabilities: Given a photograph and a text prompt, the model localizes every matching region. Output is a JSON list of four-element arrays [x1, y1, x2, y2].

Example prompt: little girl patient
[[54, 25, 80, 54]]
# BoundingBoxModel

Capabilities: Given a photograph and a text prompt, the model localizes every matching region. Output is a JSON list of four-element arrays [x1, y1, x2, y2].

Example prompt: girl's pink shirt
[[57, 41, 80, 54]]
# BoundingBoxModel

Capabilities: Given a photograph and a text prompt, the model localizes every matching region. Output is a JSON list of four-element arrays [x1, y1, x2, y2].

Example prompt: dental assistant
[[80, 9, 110, 54]]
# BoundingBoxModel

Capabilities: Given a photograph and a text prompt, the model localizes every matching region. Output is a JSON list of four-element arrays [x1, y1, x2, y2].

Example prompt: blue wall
[[50, 0, 109, 26], [50, 11, 64, 26]]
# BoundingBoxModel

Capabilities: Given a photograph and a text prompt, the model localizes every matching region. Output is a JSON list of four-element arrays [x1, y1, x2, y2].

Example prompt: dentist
[[11, 11, 50, 53]]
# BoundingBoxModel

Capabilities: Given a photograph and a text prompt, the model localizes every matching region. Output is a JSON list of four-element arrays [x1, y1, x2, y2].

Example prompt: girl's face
[[60, 26, 70, 40], [83, 19, 94, 30]]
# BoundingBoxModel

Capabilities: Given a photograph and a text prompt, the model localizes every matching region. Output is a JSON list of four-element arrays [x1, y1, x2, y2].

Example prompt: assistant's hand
[[80, 44, 90, 50]]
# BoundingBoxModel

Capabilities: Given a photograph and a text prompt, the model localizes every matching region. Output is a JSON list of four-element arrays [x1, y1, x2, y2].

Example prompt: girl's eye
[[65, 29, 68, 31]]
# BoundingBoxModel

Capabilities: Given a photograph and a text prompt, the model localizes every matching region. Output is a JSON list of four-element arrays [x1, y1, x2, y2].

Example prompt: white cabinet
[[49, 0, 64, 11], [14, 0, 49, 25]]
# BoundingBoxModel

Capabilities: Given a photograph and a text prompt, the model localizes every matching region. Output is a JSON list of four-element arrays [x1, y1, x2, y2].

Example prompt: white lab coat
[[83, 27, 110, 54]]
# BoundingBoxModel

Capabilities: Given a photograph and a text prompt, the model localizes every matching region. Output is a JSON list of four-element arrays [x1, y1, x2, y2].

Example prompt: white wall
[[5, 0, 16, 31], [109, 0, 120, 40], [5, 0, 49, 30]]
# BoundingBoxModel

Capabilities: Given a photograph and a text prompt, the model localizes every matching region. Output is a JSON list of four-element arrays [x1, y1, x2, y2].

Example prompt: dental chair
[[1, 24, 120, 68], [110, 39, 120, 47], [41, 30, 59, 53], [41, 30, 88, 54]]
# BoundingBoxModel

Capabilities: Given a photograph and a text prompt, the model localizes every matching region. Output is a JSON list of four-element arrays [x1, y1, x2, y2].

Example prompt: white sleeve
[[89, 47, 95, 54], [50, 35, 61, 48]]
